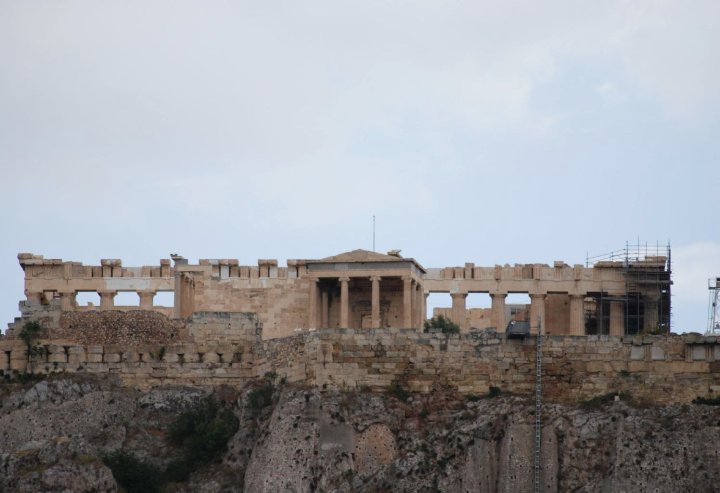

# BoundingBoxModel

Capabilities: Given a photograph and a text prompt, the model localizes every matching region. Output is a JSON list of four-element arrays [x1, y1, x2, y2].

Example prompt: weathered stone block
[[691, 345, 707, 361], [104, 353, 121, 363], [630, 346, 645, 360], [651, 346, 665, 360]]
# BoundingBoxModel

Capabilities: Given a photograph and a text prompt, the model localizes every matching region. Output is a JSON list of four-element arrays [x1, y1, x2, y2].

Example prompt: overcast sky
[[1, 1, 719, 333]]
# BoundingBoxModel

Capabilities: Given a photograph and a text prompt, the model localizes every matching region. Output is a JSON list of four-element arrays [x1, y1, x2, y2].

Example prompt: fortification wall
[[2, 311, 718, 405], [308, 330, 720, 405]]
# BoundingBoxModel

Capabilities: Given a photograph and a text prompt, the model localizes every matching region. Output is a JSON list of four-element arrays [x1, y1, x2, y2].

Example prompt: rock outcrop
[[1, 375, 719, 492]]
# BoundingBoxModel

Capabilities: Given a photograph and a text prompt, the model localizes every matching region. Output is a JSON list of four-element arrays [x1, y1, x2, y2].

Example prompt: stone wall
[[2, 311, 718, 405], [309, 329, 720, 405], [54, 310, 187, 347], [193, 277, 311, 339]]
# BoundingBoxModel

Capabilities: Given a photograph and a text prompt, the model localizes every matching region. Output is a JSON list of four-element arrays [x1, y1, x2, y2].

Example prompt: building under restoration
[[7, 244, 672, 339]]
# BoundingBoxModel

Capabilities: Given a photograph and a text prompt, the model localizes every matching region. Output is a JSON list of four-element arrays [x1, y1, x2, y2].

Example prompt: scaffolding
[[708, 278, 720, 335], [585, 241, 672, 335]]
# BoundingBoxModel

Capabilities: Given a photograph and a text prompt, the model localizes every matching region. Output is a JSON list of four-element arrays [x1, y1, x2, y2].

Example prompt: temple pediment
[[315, 249, 404, 263]]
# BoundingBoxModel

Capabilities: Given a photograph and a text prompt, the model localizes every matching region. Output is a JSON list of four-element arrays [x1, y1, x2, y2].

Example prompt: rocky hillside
[[1, 374, 719, 493]]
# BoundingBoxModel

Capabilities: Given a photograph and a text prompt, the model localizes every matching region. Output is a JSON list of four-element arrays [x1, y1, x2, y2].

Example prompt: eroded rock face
[[1, 376, 719, 493], [0, 438, 117, 493]]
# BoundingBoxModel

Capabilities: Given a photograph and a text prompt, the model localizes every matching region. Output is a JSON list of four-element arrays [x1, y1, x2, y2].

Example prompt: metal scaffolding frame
[[586, 241, 672, 335]]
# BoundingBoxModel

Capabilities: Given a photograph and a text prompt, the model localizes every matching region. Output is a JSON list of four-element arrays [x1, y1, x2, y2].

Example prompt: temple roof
[[315, 249, 404, 263], [308, 249, 426, 273]]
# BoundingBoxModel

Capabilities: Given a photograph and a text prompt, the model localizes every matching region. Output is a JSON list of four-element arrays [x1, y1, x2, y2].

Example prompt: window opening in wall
[[466, 292, 492, 330], [506, 293, 531, 323], [114, 292, 140, 306], [426, 292, 452, 322], [154, 291, 175, 307], [76, 291, 100, 307]]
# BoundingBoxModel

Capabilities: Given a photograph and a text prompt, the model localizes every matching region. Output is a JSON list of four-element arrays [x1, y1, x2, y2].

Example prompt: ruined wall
[[433, 305, 529, 332], [54, 311, 187, 347]]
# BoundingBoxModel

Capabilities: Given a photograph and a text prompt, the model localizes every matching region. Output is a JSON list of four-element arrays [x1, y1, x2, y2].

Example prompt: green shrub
[[103, 450, 163, 493], [581, 392, 622, 409], [19, 321, 45, 359], [168, 396, 239, 466], [692, 396, 720, 406], [466, 387, 501, 402], [386, 381, 411, 402], [247, 383, 274, 412], [423, 315, 460, 335], [164, 457, 192, 482]]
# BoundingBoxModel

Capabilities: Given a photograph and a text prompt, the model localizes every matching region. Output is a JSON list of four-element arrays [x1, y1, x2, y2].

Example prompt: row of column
[[26, 290, 159, 310], [309, 276, 424, 329], [451, 292, 590, 335]]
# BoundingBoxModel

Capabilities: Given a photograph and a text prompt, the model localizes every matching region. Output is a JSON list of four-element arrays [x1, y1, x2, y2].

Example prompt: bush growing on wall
[[18, 321, 47, 359], [423, 315, 460, 335]]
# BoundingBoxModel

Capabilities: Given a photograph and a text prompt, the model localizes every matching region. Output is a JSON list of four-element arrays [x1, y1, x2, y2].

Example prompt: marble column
[[491, 293, 507, 331], [402, 276, 413, 328], [609, 300, 624, 337], [339, 277, 350, 328], [321, 288, 329, 328], [99, 291, 116, 310], [308, 279, 319, 328], [370, 276, 381, 329], [60, 291, 77, 311], [25, 291, 43, 306], [451, 292, 468, 331], [569, 294, 585, 335], [529, 293, 547, 335], [414, 283, 424, 329], [644, 301, 659, 332], [423, 292, 429, 330], [138, 290, 156, 309]]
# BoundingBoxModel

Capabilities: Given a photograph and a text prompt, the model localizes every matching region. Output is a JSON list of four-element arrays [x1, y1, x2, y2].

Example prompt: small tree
[[424, 315, 460, 335], [18, 321, 46, 360]]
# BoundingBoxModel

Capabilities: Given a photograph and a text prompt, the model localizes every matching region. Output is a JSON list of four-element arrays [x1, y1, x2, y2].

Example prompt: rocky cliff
[[1, 375, 719, 493]]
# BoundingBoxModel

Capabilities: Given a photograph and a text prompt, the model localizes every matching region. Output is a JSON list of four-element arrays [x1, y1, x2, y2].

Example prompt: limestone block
[[630, 346, 645, 360], [104, 353, 121, 363], [183, 352, 200, 363], [691, 345, 707, 361], [47, 345, 67, 363], [586, 361, 612, 373], [202, 352, 220, 364], [9, 355, 27, 371], [163, 352, 179, 363], [628, 361, 649, 372], [123, 352, 141, 363], [651, 346, 665, 361], [67, 345, 86, 359], [87, 352, 104, 363]]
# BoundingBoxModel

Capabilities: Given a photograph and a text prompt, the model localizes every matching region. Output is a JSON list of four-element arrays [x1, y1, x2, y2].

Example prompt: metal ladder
[[534, 318, 542, 493]]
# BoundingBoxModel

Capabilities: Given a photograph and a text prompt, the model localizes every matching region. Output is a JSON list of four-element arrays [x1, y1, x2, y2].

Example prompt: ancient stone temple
[[9, 246, 671, 339]]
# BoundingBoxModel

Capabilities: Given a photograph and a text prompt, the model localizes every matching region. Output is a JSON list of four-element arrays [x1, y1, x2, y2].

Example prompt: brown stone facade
[[1, 310, 718, 405], [10, 248, 670, 339]]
